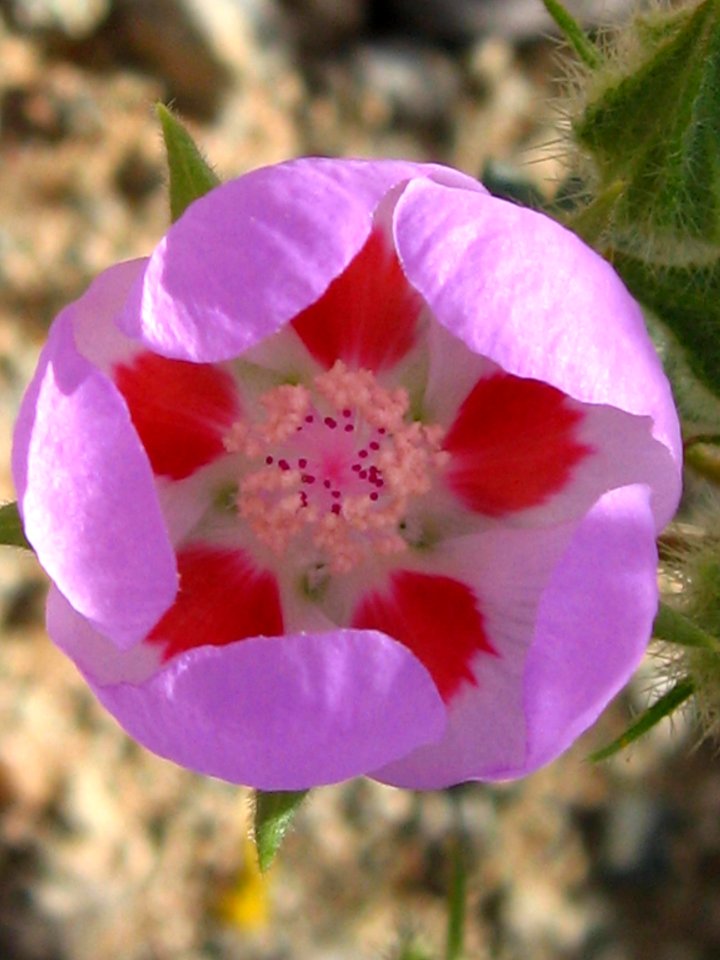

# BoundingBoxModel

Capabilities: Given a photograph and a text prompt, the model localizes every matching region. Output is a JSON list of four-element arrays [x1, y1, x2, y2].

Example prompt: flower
[[12, 158, 682, 790]]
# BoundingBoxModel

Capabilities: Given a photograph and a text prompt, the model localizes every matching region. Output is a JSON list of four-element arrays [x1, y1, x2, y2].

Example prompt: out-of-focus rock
[[1, 68, 101, 143], [110, 0, 292, 117], [281, 0, 366, 54], [372, 0, 636, 43], [599, 792, 676, 887], [453, 35, 539, 178], [350, 40, 462, 133], [2, 0, 110, 38]]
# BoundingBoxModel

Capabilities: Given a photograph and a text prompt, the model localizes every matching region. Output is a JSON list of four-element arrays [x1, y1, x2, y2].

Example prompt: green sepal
[[397, 942, 434, 960], [608, 248, 720, 398], [589, 677, 695, 762], [395, 937, 434, 960], [685, 432, 720, 448], [0, 502, 32, 551], [540, 0, 601, 69], [574, 0, 720, 249], [156, 103, 220, 223], [653, 601, 720, 653], [685, 439, 720, 484], [252, 788, 308, 872]]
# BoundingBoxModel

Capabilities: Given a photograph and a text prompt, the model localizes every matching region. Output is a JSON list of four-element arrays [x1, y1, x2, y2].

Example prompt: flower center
[[224, 361, 448, 574]]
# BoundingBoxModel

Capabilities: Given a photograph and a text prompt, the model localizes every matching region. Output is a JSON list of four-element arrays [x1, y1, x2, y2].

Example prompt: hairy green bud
[[556, 0, 720, 397], [575, 0, 720, 257]]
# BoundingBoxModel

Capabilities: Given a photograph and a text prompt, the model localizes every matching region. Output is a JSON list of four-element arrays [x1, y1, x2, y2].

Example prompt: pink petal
[[374, 487, 658, 786], [352, 570, 494, 702], [113, 353, 240, 480], [393, 178, 682, 528], [291, 227, 423, 371], [441, 368, 677, 528], [12, 265, 177, 648], [443, 371, 591, 516], [47, 588, 447, 790], [147, 545, 284, 660], [370, 522, 574, 787], [119, 158, 486, 363], [47, 585, 163, 685], [70, 258, 148, 371], [522, 486, 659, 773]]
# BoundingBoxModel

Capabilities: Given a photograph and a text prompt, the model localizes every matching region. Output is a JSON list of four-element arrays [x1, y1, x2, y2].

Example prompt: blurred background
[[1, 1, 719, 958]]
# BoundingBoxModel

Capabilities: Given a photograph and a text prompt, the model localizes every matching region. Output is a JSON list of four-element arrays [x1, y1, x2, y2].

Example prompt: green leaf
[[156, 103, 220, 223], [589, 677, 695, 762], [653, 601, 720, 653], [252, 789, 308, 872], [0, 502, 31, 550], [608, 248, 720, 398], [541, 0, 602, 69]]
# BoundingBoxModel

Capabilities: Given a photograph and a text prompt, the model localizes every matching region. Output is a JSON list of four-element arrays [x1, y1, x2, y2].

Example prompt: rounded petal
[[47, 588, 447, 790], [146, 544, 284, 660], [443, 369, 678, 528], [47, 585, 163, 684], [373, 486, 656, 786], [352, 569, 494, 702], [443, 371, 592, 517], [113, 352, 240, 480], [371, 521, 575, 788], [291, 227, 424, 372], [71, 258, 148, 370], [393, 179, 682, 528], [521, 485, 659, 774], [120, 158, 485, 363], [12, 266, 177, 648]]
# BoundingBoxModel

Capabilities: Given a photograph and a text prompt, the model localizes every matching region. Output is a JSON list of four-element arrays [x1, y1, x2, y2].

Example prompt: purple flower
[[12, 158, 682, 790]]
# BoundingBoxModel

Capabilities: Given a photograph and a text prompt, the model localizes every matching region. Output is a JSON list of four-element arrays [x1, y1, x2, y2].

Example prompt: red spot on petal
[[147, 546, 283, 660], [352, 571, 493, 702], [114, 352, 239, 480], [291, 228, 422, 371], [443, 373, 592, 516]]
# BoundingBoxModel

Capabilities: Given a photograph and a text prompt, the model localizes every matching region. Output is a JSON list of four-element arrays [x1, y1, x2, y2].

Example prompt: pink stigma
[[224, 361, 448, 574]]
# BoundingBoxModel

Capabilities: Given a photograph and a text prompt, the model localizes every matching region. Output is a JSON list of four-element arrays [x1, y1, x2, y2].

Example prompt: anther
[[226, 359, 447, 575]]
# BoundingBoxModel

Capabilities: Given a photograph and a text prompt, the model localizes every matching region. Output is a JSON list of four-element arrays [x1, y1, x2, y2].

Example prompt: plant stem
[[541, 0, 603, 69]]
